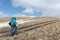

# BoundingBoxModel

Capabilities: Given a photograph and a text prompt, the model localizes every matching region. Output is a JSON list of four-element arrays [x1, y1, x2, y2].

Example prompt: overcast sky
[[0, 0, 60, 17]]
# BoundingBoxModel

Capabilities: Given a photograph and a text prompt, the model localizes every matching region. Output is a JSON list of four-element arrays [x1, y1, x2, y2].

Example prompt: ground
[[0, 17, 60, 40]]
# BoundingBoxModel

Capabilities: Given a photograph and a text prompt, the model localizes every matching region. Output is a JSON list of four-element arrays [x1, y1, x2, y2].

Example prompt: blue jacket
[[10, 17, 17, 28]]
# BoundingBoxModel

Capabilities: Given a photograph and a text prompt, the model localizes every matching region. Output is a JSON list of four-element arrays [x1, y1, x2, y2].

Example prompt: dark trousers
[[9, 25, 18, 36]]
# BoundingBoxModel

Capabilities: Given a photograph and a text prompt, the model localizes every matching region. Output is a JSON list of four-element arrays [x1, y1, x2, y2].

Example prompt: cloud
[[14, 14, 26, 17], [13, 8, 38, 17], [0, 12, 9, 17], [11, 0, 60, 17], [28, 16, 36, 18], [22, 8, 34, 14], [14, 13, 36, 18], [22, 8, 41, 14], [12, 0, 60, 9]]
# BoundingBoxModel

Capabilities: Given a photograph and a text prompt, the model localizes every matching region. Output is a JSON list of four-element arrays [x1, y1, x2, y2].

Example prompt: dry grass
[[0, 17, 57, 22], [0, 21, 60, 40], [0, 17, 33, 22], [0, 17, 10, 22], [0, 17, 57, 33], [0, 17, 60, 40]]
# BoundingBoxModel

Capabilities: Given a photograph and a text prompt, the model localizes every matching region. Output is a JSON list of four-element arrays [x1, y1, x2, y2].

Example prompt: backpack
[[9, 21, 11, 25]]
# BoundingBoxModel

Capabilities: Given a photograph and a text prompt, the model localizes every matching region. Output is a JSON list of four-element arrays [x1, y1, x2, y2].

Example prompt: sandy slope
[[0, 17, 60, 40], [0, 17, 56, 28]]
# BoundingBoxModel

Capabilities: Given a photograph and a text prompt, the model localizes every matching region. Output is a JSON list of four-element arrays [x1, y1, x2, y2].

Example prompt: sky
[[0, 0, 42, 17], [0, 0, 60, 18]]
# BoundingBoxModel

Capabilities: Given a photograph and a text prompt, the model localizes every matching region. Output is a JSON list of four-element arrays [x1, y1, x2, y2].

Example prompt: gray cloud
[[12, 0, 60, 17]]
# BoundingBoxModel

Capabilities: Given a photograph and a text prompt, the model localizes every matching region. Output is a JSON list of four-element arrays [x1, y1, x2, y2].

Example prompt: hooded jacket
[[10, 17, 17, 29]]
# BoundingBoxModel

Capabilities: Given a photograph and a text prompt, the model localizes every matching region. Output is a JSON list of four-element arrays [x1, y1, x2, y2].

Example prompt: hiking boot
[[9, 32, 14, 36]]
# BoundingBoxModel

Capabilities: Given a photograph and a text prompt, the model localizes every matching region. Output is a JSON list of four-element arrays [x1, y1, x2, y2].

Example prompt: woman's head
[[11, 17, 16, 20]]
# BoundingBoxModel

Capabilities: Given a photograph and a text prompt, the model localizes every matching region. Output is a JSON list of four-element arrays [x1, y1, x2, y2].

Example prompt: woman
[[9, 17, 18, 36]]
